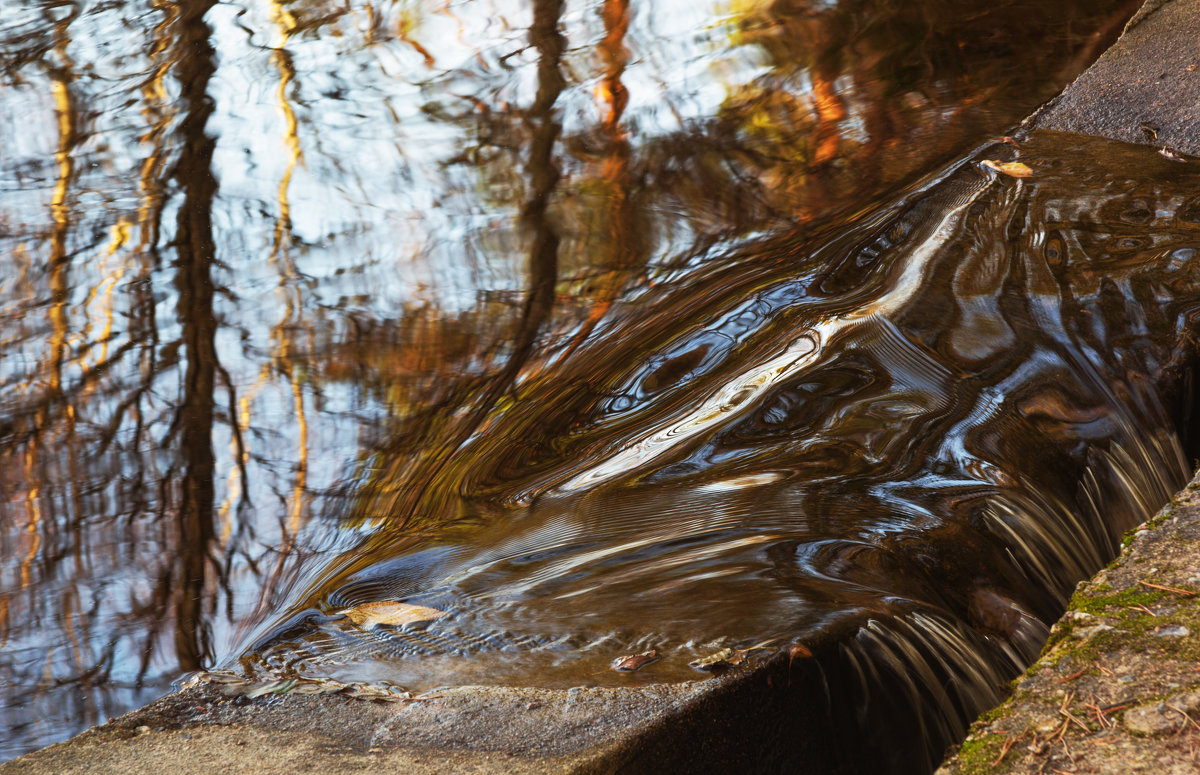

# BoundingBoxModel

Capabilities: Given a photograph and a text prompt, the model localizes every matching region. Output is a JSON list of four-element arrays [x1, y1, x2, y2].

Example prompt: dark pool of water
[[2, 0, 1192, 767]]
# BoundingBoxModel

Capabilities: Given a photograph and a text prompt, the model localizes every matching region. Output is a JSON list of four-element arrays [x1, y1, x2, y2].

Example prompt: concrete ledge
[[0, 655, 867, 775], [937, 470, 1200, 775], [1028, 0, 1200, 155]]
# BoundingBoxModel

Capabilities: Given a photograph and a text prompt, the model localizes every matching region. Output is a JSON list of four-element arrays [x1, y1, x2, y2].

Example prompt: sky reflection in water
[[1, 0, 1189, 763]]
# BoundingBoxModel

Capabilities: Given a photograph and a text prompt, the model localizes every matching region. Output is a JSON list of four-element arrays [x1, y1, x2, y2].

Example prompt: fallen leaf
[[1159, 146, 1188, 163], [981, 160, 1033, 178], [337, 601, 449, 628], [789, 643, 812, 659], [689, 647, 748, 671], [611, 649, 660, 673]]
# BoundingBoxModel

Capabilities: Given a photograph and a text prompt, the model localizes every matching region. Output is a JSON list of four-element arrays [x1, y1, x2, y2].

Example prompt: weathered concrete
[[0, 655, 852, 774], [4, 2, 1199, 773], [1028, 0, 1200, 155], [937, 470, 1200, 775]]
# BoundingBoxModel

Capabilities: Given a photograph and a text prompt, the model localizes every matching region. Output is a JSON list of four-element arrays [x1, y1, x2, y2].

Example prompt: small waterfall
[[238, 133, 1200, 773]]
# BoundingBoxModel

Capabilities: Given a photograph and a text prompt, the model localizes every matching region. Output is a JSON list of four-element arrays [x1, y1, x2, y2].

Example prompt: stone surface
[[1029, 0, 1200, 155], [937, 470, 1200, 774]]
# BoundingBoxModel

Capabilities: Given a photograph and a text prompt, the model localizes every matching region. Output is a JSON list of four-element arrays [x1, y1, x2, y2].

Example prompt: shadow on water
[[0, 0, 1192, 767], [243, 135, 1200, 772]]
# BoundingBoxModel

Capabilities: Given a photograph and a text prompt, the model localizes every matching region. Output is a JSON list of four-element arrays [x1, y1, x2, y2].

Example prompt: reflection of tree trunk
[[169, 0, 219, 672], [387, 0, 564, 523], [563, 0, 638, 356]]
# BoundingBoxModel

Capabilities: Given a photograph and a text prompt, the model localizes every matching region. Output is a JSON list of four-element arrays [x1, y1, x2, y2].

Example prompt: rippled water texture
[[0, 0, 1189, 765]]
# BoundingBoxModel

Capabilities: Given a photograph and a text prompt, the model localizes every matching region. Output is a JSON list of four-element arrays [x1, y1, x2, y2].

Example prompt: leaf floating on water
[[611, 649, 660, 673], [689, 639, 776, 671], [788, 643, 812, 659], [689, 647, 748, 671], [1159, 146, 1188, 163], [981, 160, 1033, 178], [337, 601, 449, 628]]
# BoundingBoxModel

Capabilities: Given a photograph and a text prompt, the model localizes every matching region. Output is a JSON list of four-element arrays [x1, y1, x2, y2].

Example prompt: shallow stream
[[2, 0, 1197, 768]]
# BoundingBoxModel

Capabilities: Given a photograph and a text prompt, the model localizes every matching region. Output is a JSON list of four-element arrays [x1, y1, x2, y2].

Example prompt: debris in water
[[336, 601, 449, 628], [980, 159, 1033, 178], [1158, 146, 1187, 162], [788, 643, 812, 662], [185, 670, 417, 702], [611, 649, 660, 672], [690, 647, 749, 671], [689, 640, 776, 671]]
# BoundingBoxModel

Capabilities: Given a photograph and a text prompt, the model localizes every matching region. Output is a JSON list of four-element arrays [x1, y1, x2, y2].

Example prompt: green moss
[[952, 732, 1007, 775], [1069, 585, 1165, 616]]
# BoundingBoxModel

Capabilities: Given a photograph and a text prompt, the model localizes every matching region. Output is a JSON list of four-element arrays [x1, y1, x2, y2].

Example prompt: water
[[0, 0, 1193, 767]]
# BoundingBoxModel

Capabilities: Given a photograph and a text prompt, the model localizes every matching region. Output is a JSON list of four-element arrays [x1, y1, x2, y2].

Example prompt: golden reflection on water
[[0, 0, 1178, 764]]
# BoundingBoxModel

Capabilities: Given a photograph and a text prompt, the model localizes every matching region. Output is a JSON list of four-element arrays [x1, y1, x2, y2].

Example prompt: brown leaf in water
[[789, 643, 812, 659], [1159, 146, 1188, 163], [611, 649, 661, 673], [981, 160, 1033, 178], [337, 601, 449, 628], [689, 647, 747, 671]]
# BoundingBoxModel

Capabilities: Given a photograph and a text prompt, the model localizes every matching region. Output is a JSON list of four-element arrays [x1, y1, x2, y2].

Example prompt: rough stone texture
[[1029, 0, 1200, 155], [937, 470, 1200, 774], [0, 656, 852, 775]]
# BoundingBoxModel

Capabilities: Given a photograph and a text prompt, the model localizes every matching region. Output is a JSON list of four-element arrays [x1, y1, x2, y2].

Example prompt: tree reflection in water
[[0, 0, 1171, 764]]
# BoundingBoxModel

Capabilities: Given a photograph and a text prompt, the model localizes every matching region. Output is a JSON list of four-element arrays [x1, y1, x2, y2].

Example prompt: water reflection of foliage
[[0, 0, 1152, 760]]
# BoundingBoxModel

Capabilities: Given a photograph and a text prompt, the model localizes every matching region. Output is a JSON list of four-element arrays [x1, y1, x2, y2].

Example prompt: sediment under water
[[241, 134, 1200, 772]]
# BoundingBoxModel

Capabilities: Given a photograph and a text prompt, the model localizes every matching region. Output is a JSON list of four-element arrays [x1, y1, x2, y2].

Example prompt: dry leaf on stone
[[611, 649, 660, 673], [981, 160, 1033, 178], [337, 601, 449, 628]]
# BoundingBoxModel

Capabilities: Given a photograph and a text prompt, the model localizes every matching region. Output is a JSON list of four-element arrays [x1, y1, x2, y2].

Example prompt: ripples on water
[[0, 0, 1192, 767]]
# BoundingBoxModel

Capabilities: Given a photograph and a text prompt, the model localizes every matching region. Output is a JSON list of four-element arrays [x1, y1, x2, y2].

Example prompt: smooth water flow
[[2, 0, 1194, 768], [242, 137, 1199, 772]]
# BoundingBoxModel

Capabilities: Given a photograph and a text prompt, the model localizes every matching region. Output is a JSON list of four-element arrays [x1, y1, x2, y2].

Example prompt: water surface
[[1, 0, 1188, 766]]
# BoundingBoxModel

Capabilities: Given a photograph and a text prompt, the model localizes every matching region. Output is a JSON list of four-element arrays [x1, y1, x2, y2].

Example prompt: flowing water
[[1, 0, 1197, 768]]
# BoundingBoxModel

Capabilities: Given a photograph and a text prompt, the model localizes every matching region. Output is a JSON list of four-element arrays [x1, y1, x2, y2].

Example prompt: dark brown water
[[2, 0, 1195, 768]]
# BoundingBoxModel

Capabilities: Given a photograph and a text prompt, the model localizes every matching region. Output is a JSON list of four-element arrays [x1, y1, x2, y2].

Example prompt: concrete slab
[[1029, 0, 1200, 155], [0, 660, 858, 774]]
